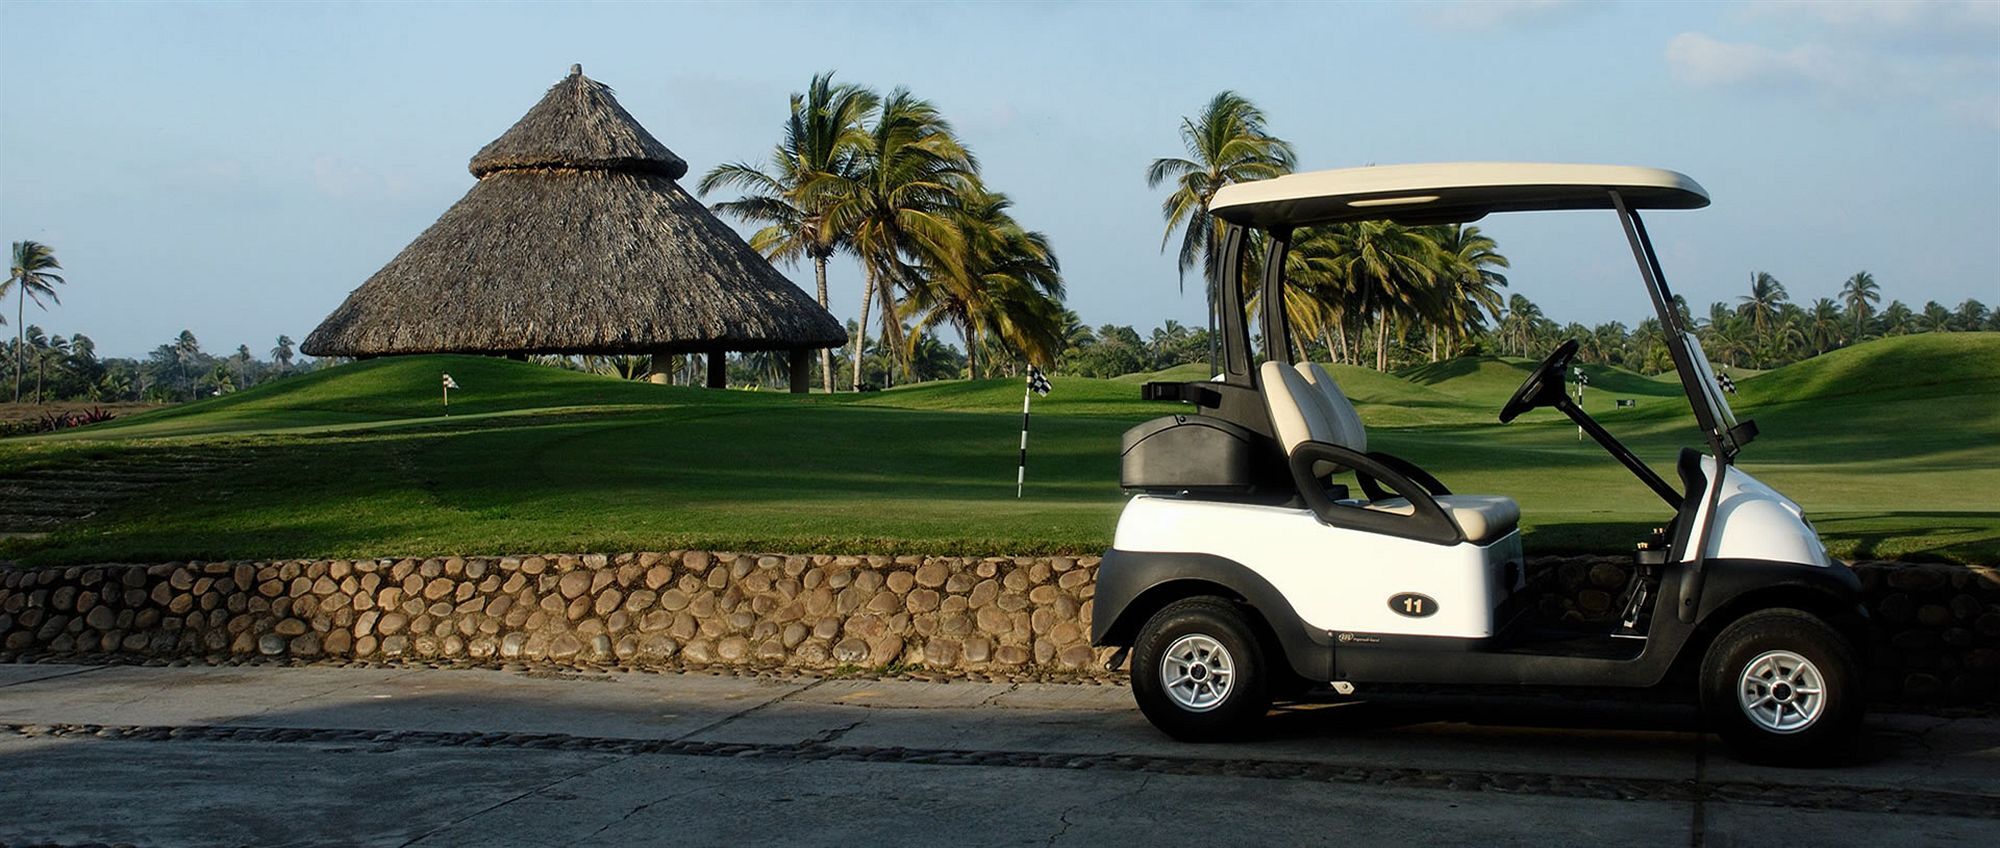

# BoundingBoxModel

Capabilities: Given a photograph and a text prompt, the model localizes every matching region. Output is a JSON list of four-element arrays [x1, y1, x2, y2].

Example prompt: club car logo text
[[1389, 593, 1438, 618]]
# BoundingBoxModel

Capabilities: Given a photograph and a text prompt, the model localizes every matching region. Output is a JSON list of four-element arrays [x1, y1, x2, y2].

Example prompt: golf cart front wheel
[[1699, 609, 1861, 765], [1130, 597, 1271, 742]]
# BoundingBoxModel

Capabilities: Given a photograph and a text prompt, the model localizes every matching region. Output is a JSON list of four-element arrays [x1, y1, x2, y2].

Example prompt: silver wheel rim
[[1736, 649, 1826, 734], [1161, 634, 1234, 712]]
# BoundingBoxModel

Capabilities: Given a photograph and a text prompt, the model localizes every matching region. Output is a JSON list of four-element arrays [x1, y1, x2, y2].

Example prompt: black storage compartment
[[1120, 415, 1261, 494]]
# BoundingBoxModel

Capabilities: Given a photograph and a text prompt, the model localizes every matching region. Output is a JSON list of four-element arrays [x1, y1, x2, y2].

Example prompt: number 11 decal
[[1389, 592, 1438, 618]]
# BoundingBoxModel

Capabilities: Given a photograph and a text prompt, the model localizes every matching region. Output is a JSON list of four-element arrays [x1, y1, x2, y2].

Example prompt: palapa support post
[[706, 351, 727, 389], [788, 349, 811, 394], [647, 347, 673, 385]]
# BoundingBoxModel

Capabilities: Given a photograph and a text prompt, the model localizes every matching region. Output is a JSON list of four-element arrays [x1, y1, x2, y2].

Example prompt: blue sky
[[2, 0, 1995, 358]]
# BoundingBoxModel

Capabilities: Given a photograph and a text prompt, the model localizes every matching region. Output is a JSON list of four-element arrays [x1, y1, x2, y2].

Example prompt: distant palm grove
[[8, 85, 1998, 405]]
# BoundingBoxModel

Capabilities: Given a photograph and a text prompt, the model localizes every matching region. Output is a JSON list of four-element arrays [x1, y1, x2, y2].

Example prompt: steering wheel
[[1499, 339, 1581, 424]]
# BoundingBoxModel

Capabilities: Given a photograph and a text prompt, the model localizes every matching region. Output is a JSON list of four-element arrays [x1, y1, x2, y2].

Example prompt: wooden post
[[646, 347, 672, 385], [789, 349, 810, 394], [706, 351, 727, 389]]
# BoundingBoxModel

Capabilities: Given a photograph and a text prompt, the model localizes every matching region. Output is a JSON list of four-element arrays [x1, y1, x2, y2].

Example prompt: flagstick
[[1017, 383, 1031, 498], [444, 383, 450, 417]]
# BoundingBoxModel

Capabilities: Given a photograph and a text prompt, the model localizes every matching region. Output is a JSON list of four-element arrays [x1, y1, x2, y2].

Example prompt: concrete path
[[0, 663, 1993, 847]]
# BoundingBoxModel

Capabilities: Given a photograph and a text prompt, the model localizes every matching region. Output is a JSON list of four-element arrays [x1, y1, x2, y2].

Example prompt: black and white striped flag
[[443, 373, 460, 415], [1027, 365, 1051, 397], [1018, 366, 1051, 498], [1716, 373, 1737, 394]]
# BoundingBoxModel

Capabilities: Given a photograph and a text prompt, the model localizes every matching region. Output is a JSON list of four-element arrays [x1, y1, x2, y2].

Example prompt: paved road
[[0, 663, 1994, 847]]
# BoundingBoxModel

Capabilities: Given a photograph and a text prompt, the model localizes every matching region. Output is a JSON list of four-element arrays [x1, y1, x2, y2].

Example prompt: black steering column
[[1501, 340, 1682, 508]]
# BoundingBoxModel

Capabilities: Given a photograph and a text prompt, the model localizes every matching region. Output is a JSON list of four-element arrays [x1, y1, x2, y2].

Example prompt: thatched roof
[[469, 64, 687, 180], [303, 65, 846, 358]]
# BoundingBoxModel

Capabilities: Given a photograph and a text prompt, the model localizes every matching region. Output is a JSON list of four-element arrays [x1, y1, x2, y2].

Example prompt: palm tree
[[1839, 271, 1880, 342], [1313, 221, 1442, 370], [1764, 307, 1807, 366], [172, 330, 202, 398], [1952, 299, 1989, 332], [1879, 300, 1915, 335], [819, 88, 979, 390], [1428, 224, 1508, 359], [1591, 322, 1630, 367], [1630, 318, 1667, 374], [270, 335, 295, 374], [1737, 271, 1788, 347], [1806, 298, 1844, 355], [701, 73, 877, 393], [1054, 308, 1095, 371], [23, 326, 55, 403], [1147, 92, 1295, 366], [1499, 294, 1547, 357], [1148, 320, 1192, 369], [6, 241, 66, 402], [1919, 301, 1954, 333], [904, 188, 1064, 378]]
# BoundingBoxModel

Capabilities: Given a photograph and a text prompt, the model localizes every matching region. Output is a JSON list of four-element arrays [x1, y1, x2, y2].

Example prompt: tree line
[[1501, 273, 1993, 374], [1048, 276, 1992, 380]]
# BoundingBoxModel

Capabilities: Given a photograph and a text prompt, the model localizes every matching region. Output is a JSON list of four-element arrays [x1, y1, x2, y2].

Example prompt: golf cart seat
[[1263, 361, 1520, 544]]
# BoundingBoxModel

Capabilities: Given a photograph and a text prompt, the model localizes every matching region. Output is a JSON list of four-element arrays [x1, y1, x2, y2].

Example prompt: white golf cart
[[1091, 163, 1866, 763]]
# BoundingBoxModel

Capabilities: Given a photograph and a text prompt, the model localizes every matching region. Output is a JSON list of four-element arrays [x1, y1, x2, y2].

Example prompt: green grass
[[3, 335, 1995, 566]]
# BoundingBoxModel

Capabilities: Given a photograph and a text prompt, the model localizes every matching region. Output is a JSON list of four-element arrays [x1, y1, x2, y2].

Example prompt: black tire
[[1130, 596, 1272, 742], [1699, 608, 1862, 766]]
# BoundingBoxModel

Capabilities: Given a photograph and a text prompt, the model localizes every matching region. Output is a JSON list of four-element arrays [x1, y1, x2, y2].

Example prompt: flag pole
[[1017, 381, 1031, 499], [1017, 366, 1051, 498]]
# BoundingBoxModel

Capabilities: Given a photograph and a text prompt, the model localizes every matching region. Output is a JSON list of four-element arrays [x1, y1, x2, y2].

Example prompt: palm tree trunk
[[852, 275, 874, 391], [1376, 316, 1390, 372], [875, 270, 902, 388], [965, 325, 979, 381], [1321, 328, 1337, 365], [13, 291, 22, 403], [1206, 275, 1219, 375], [814, 255, 835, 393]]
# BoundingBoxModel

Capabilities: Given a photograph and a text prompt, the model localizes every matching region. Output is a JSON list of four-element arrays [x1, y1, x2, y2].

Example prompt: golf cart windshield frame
[[1211, 188, 1752, 467]]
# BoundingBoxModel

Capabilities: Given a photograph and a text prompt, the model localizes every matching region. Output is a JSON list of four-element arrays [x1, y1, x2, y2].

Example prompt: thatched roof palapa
[[303, 65, 846, 383]]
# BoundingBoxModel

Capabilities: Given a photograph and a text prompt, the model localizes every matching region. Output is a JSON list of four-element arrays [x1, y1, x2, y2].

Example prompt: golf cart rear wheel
[[1131, 597, 1271, 742], [1699, 608, 1861, 765]]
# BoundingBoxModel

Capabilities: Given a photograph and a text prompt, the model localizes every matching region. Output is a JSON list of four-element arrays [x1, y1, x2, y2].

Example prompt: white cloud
[[1663, 32, 1847, 90], [1422, 0, 1586, 31], [1664, 19, 1996, 129]]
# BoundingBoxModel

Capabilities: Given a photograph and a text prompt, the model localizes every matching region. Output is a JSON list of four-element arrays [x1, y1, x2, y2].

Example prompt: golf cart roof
[[1208, 162, 1709, 229]]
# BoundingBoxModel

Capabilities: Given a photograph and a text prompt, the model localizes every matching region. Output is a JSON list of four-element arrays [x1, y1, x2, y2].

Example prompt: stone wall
[[1, 552, 1994, 705], [0, 552, 1110, 677]]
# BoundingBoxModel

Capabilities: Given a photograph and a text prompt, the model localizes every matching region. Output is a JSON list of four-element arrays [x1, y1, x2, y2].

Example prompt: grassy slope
[[3, 335, 1994, 565]]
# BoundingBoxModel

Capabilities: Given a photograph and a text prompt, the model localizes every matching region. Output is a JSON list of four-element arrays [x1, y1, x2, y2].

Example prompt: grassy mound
[[1738, 334, 2000, 406]]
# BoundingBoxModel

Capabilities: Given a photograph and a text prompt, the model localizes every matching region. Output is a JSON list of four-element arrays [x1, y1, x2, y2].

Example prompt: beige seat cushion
[[1264, 361, 1521, 544], [1294, 363, 1367, 453], [1365, 494, 1521, 544]]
